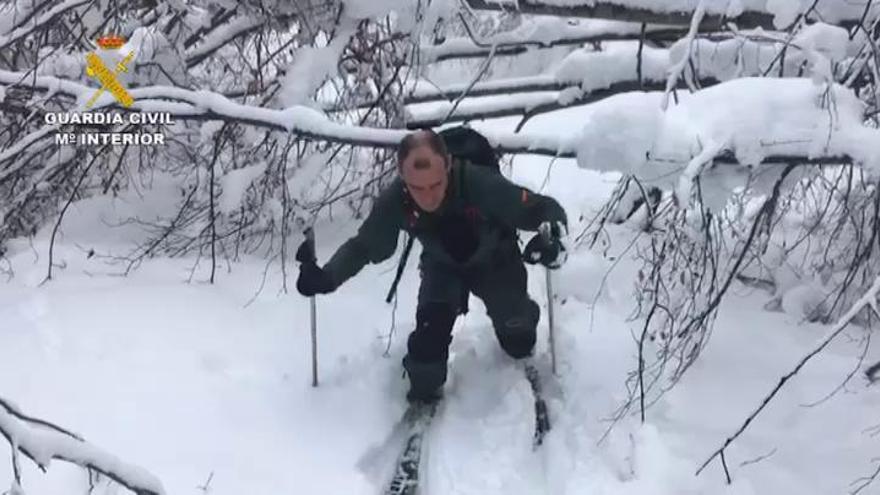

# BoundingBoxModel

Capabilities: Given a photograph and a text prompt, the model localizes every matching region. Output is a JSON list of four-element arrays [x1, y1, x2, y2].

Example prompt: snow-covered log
[[420, 18, 687, 62], [465, 0, 878, 31], [408, 26, 844, 114], [0, 396, 165, 495]]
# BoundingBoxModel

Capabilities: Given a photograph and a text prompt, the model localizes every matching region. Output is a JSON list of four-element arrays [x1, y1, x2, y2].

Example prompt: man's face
[[400, 145, 449, 213]]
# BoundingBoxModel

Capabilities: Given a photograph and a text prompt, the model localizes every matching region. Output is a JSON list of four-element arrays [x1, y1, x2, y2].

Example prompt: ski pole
[[545, 265, 557, 376], [296, 227, 319, 387], [310, 284, 318, 387], [539, 223, 558, 376]]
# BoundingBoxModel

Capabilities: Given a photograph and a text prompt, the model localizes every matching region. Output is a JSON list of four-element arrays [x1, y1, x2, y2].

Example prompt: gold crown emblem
[[96, 35, 125, 49]]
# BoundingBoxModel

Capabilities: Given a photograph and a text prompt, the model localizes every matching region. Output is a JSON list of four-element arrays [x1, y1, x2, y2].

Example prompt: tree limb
[[0, 396, 165, 495]]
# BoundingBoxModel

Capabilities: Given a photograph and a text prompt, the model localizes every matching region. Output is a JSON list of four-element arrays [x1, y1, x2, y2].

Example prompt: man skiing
[[296, 129, 568, 403]]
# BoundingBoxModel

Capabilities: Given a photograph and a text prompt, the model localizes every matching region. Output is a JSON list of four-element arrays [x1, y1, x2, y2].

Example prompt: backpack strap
[[386, 184, 418, 304], [385, 232, 415, 303]]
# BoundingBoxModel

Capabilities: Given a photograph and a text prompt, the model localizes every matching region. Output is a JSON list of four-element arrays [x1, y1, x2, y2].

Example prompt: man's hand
[[523, 221, 568, 269], [296, 261, 335, 296], [295, 235, 335, 296]]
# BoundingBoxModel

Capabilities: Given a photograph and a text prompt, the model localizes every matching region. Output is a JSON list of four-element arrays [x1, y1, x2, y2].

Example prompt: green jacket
[[323, 160, 568, 288]]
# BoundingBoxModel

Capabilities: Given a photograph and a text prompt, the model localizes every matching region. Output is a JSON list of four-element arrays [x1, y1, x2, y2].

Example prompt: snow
[[0, 1, 29, 37], [765, 0, 802, 28], [571, 77, 880, 207], [0, 0, 91, 49], [662, 0, 706, 111], [0, 68, 412, 151], [5, 1, 880, 493], [413, 43, 672, 104], [4, 95, 880, 495], [186, 15, 264, 60], [420, 17, 674, 62], [555, 44, 671, 89], [793, 22, 851, 63], [412, 31, 862, 118], [277, 20, 356, 107], [480, 0, 880, 29], [407, 91, 561, 124], [287, 150, 333, 201], [219, 163, 267, 214], [0, 400, 165, 494]]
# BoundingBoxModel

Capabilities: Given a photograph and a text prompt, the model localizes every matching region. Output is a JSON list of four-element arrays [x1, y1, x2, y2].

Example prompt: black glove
[[295, 235, 335, 296], [296, 261, 335, 296], [523, 221, 568, 269]]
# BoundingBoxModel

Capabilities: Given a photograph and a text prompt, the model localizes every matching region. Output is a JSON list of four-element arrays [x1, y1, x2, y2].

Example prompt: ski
[[524, 363, 551, 448], [384, 401, 438, 495]]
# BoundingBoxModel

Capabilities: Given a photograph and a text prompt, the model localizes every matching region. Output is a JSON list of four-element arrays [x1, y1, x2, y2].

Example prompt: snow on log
[[0, 396, 165, 495], [410, 43, 672, 105], [407, 26, 854, 123], [465, 0, 877, 30], [567, 77, 879, 209], [420, 17, 686, 62]]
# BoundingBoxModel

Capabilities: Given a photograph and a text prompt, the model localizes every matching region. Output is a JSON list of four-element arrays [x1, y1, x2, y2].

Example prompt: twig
[[800, 331, 870, 407], [439, 13, 498, 125], [662, 1, 706, 110], [196, 471, 214, 493], [851, 458, 880, 494], [738, 447, 778, 468], [696, 275, 880, 480]]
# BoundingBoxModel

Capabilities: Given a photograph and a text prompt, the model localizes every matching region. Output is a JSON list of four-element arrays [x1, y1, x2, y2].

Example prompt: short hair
[[397, 129, 449, 170]]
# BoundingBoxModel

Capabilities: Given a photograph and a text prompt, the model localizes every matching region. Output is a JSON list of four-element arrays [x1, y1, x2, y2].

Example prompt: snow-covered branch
[[185, 14, 267, 68], [464, 0, 876, 30], [0, 396, 165, 494], [0, 0, 91, 51], [661, 1, 706, 110], [1, 70, 875, 170], [0, 69, 407, 162], [0, 0, 57, 37], [405, 79, 703, 127]]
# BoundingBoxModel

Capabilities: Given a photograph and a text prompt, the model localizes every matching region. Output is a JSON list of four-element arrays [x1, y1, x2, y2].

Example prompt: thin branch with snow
[[0, 396, 165, 495], [661, 1, 706, 110]]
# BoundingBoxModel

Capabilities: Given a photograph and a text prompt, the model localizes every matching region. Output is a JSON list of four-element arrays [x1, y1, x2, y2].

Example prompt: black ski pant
[[402, 241, 540, 399]]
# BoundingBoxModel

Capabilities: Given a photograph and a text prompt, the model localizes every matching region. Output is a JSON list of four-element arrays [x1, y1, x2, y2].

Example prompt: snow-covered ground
[[3, 106, 880, 495]]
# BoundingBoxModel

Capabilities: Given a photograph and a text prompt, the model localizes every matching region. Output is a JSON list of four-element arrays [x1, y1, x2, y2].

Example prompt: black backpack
[[384, 126, 500, 303], [439, 126, 500, 172]]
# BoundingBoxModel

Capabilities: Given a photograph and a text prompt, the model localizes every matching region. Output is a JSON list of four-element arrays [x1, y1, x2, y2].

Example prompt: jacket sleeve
[[466, 165, 568, 232], [322, 181, 405, 288]]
